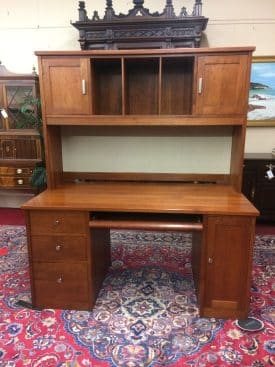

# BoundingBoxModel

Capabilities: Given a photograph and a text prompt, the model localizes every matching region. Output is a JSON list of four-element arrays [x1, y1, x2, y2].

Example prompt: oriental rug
[[0, 226, 274, 367]]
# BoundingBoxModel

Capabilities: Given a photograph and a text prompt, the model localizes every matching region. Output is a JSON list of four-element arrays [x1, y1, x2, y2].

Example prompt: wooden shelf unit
[[22, 47, 259, 319], [37, 47, 254, 191]]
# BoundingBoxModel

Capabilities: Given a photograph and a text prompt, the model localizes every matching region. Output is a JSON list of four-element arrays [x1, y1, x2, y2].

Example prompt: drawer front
[[33, 262, 89, 309], [0, 166, 33, 176], [31, 235, 87, 261], [0, 176, 31, 188], [30, 210, 87, 234]]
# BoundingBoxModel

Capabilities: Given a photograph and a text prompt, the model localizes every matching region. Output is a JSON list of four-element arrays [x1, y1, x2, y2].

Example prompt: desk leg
[[90, 228, 111, 305], [191, 231, 203, 305]]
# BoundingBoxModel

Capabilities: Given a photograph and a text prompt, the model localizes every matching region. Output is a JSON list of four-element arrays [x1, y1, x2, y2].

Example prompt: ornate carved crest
[[72, 0, 208, 50]]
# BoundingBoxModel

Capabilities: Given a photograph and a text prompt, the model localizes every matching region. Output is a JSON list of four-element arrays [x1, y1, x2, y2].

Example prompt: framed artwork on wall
[[247, 56, 275, 126]]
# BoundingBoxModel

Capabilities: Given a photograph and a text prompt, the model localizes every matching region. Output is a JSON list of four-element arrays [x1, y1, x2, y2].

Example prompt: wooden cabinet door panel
[[195, 55, 249, 115], [256, 184, 275, 216], [203, 215, 255, 318], [42, 57, 91, 115], [1, 139, 15, 158]]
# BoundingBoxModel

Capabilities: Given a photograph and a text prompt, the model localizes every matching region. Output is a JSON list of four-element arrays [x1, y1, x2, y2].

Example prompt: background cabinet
[[0, 63, 42, 197], [242, 153, 275, 221]]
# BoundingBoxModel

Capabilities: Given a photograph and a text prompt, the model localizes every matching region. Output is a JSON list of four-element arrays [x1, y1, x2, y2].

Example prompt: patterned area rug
[[0, 226, 274, 367]]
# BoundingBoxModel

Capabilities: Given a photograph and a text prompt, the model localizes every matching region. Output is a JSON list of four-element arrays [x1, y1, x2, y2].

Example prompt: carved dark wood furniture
[[72, 0, 208, 50]]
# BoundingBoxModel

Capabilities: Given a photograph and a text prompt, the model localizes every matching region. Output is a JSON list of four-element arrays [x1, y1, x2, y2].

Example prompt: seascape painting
[[248, 57, 275, 125]]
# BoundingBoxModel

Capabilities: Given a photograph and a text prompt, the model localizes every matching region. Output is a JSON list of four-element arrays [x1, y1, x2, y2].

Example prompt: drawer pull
[[82, 79, 86, 95], [208, 257, 213, 264], [17, 179, 24, 185], [54, 219, 60, 225], [16, 168, 23, 174], [57, 276, 63, 283], [251, 186, 256, 199], [55, 244, 62, 252], [198, 77, 203, 94]]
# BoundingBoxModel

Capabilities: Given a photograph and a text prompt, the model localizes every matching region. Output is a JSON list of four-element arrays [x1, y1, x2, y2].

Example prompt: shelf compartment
[[92, 58, 122, 115], [161, 57, 194, 115], [125, 58, 159, 115]]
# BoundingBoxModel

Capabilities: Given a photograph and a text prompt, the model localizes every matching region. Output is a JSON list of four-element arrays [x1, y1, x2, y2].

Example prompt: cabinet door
[[195, 55, 249, 115], [202, 215, 255, 319], [5, 85, 36, 129], [42, 57, 91, 115], [255, 184, 275, 219]]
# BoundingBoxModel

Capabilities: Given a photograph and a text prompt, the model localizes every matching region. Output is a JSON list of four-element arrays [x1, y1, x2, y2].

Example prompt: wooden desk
[[22, 183, 258, 319]]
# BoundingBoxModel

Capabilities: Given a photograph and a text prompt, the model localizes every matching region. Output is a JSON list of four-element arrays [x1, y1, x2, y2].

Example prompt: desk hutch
[[22, 46, 258, 320]]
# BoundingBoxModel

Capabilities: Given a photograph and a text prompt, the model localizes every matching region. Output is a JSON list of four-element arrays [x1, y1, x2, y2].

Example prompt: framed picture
[[247, 56, 275, 126]]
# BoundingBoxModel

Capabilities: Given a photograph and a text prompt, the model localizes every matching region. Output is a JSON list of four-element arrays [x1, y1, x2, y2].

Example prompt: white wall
[[1, 0, 274, 166]]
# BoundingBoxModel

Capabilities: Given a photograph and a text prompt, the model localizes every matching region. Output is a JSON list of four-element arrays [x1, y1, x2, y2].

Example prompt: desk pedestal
[[25, 209, 255, 319]]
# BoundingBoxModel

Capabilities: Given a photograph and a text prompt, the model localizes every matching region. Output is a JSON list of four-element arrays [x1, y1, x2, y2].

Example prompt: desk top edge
[[21, 183, 259, 216], [35, 46, 255, 57]]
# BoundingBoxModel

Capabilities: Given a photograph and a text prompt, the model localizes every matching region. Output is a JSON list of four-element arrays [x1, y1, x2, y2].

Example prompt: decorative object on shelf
[[265, 163, 274, 180], [72, 0, 208, 50], [247, 56, 275, 126]]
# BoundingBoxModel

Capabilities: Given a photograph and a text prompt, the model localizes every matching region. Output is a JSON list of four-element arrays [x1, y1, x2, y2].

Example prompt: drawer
[[0, 176, 31, 187], [29, 210, 87, 234], [31, 235, 87, 261], [32, 262, 89, 309], [0, 166, 33, 176]]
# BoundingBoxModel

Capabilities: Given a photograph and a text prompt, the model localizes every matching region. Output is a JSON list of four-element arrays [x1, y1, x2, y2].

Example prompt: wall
[[0, 0, 274, 165]]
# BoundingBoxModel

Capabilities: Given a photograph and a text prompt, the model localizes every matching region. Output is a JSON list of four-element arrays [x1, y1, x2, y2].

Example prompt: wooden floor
[[0, 189, 34, 209]]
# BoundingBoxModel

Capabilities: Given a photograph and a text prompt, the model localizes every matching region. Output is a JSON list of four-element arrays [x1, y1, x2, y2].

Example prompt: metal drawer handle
[[198, 77, 203, 94], [54, 219, 60, 225], [55, 244, 62, 251], [17, 179, 23, 185], [82, 79, 86, 95], [16, 168, 23, 174], [57, 276, 63, 283]]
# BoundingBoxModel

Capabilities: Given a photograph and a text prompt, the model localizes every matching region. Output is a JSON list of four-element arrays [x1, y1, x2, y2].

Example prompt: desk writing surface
[[22, 183, 259, 216]]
